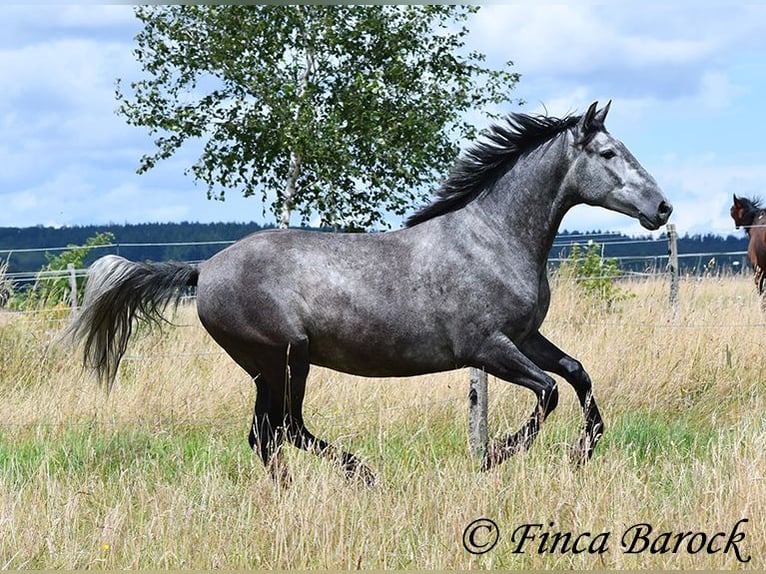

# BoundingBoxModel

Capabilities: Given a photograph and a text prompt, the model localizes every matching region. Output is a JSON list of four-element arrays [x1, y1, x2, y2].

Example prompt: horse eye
[[600, 149, 617, 160]]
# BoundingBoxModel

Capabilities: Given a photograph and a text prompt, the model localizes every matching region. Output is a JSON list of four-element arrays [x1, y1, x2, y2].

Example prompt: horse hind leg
[[223, 343, 294, 487], [279, 342, 377, 486], [286, 422, 377, 486], [253, 340, 376, 486], [249, 380, 291, 487]]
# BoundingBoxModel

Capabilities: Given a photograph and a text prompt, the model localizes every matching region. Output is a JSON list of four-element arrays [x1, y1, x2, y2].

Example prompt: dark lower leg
[[570, 389, 604, 464], [249, 402, 291, 487], [287, 422, 376, 486], [483, 409, 541, 470], [519, 333, 604, 463], [483, 385, 558, 470]]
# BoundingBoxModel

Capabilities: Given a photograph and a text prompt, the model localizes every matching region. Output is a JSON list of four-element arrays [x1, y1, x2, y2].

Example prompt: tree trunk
[[280, 150, 301, 229], [279, 27, 313, 230]]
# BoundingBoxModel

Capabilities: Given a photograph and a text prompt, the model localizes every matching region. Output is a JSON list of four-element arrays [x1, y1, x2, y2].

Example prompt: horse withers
[[68, 102, 672, 484]]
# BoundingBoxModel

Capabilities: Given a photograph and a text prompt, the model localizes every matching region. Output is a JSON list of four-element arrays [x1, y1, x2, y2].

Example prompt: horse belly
[[307, 309, 457, 378]]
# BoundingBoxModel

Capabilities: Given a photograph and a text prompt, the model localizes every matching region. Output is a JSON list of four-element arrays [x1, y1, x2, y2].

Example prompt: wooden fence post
[[667, 223, 679, 320], [468, 367, 488, 460], [67, 263, 78, 318]]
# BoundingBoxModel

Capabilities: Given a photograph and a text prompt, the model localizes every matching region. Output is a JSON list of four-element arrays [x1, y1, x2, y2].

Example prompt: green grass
[[0, 423, 256, 487], [603, 411, 730, 464], [1, 276, 765, 569], [0, 406, 733, 490]]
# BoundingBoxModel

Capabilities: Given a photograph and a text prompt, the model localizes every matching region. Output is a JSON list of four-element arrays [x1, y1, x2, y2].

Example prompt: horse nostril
[[658, 201, 673, 217]]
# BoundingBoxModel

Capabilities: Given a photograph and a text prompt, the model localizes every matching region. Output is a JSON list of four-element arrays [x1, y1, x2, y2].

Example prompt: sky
[[1, 4, 765, 238]]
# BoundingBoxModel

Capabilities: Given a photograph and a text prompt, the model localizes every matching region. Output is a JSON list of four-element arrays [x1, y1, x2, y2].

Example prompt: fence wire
[[1, 233, 762, 435]]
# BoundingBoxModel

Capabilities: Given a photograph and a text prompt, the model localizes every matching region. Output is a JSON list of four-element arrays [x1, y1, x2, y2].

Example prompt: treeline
[[0, 221, 273, 275], [0, 222, 751, 276], [554, 230, 749, 273]]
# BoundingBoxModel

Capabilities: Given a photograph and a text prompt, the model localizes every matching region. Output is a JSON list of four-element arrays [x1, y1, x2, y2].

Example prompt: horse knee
[[561, 357, 591, 387]]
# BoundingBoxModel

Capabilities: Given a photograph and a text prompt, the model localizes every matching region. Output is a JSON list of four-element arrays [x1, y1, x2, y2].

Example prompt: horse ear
[[576, 101, 600, 143], [582, 101, 598, 130], [594, 100, 611, 125], [733, 194, 742, 207]]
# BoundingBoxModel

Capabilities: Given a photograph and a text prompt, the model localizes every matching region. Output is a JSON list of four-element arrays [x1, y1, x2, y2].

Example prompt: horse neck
[[748, 210, 764, 230], [460, 139, 573, 265]]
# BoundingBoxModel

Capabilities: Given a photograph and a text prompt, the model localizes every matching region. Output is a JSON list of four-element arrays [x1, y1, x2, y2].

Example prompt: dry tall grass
[[0, 274, 764, 569]]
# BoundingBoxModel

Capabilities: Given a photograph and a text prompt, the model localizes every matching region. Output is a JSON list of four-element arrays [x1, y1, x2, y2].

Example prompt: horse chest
[[748, 213, 766, 266], [478, 272, 549, 340]]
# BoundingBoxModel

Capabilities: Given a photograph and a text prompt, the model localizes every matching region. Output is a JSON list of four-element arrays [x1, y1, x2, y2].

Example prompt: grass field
[[0, 273, 764, 569]]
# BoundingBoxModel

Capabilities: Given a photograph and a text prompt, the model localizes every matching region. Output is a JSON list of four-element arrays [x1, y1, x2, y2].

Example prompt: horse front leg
[[519, 331, 604, 464], [753, 266, 766, 313], [472, 333, 560, 470]]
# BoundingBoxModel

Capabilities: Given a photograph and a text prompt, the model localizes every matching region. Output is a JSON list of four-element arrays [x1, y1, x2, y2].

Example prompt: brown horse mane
[[732, 195, 764, 229]]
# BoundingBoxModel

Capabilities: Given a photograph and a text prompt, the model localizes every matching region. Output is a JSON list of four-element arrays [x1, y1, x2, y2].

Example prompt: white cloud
[[470, 3, 764, 110], [0, 39, 134, 113], [0, 26, 145, 221], [0, 6, 136, 46], [653, 155, 766, 236], [472, 5, 712, 71], [1, 4, 765, 236]]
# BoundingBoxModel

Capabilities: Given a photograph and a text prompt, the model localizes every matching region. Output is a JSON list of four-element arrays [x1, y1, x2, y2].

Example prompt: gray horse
[[69, 101, 672, 484]]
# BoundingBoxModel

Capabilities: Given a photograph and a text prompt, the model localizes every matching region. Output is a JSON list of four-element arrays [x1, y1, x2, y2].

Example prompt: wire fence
[[1, 228, 762, 440], [0, 228, 756, 320], [0, 236, 749, 279]]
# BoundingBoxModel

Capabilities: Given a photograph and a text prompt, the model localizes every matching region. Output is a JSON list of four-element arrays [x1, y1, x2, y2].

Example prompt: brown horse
[[730, 194, 766, 301]]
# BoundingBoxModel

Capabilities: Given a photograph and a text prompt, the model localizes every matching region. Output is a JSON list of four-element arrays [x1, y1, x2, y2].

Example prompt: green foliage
[[559, 241, 633, 311], [117, 5, 521, 229], [0, 259, 10, 307], [9, 232, 114, 311]]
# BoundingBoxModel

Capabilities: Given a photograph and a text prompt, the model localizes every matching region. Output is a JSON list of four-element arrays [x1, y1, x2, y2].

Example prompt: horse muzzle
[[639, 200, 673, 230]]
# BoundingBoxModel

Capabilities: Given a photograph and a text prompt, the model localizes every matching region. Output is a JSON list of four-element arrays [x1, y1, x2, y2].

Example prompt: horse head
[[569, 101, 673, 231], [731, 194, 761, 229]]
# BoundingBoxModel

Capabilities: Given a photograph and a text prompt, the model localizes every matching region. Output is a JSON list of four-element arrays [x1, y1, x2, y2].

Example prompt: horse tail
[[66, 255, 199, 390]]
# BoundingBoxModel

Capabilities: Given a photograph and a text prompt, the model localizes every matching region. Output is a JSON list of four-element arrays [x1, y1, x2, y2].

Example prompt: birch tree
[[117, 5, 520, 229]]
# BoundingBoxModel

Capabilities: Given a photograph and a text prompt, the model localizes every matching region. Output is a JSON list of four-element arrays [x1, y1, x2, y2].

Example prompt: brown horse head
[[731, 194, 763, 229]]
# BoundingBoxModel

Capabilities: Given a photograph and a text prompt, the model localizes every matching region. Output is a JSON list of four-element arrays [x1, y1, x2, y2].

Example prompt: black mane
[[405, 111, 581, 227]]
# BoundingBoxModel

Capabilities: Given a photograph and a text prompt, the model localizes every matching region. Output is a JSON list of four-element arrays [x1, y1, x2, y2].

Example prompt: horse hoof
[[569, 430, 600, 466], [569, 445, 588, 467], [268, 462, 293, 489], [346, 464, 378, 488]]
